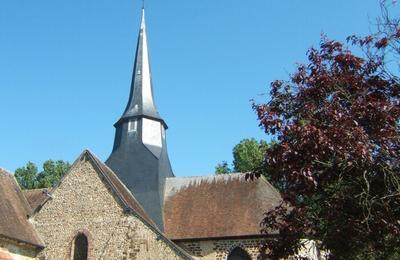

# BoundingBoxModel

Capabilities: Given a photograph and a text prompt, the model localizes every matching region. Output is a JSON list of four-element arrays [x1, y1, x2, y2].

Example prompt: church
[[0, 9, 284, 260]]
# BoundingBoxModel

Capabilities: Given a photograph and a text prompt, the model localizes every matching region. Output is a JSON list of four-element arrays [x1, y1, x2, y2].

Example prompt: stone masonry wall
[[176, 237, 263, 260], [177, 238, 326, 260], [0, 238, 37, 260], [31, 157, 184, 260]]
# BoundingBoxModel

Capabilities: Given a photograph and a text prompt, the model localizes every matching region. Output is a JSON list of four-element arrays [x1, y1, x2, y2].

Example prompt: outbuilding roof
[[0, 168, 44, 248], [23, 188, 48, 212]]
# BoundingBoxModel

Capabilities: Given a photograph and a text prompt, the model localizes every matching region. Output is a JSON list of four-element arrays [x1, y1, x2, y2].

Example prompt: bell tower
[[106, 8, 174, 231]]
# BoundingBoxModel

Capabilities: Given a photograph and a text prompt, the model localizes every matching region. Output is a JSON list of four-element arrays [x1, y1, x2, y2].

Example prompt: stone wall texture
[[31, 157, 184, 260], [177, 237, 263, 260], [0, 239, 37, 260], [177, 238, 326, 260]]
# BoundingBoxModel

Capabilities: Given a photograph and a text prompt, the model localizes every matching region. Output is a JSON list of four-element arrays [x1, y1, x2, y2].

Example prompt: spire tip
[[140, 2, 145, 29]]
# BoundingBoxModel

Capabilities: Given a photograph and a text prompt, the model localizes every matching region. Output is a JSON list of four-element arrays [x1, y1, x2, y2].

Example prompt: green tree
[[15, 160, 70, 189], [14, 162, 39, 189], [215, 138, 268, 174], [37, 160, 71, 188], [215, 161, 232, 174], [232, 138, 268, 173]]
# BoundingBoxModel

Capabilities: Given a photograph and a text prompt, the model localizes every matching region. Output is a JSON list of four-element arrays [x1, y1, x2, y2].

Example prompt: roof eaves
[[0, 233, 44, 250], [170, 233, 275, 242]]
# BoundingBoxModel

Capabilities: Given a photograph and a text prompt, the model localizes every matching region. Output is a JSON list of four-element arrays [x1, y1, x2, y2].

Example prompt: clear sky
[[0, 0, 390, 176]]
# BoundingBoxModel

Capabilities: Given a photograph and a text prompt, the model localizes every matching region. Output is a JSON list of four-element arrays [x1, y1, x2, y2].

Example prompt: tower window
[[227, 247, 251, 260], [128, 120, 137, 132], [73, 233, 88, 260]]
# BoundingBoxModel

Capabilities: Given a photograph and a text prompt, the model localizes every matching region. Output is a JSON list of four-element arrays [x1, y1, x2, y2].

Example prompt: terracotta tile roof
[[23, 189, 48, 212], [0, 169, 44, 248], [163, 173, 282, 240]]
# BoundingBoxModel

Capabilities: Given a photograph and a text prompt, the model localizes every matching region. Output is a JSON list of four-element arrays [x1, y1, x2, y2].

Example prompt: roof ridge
[[0, 167, 13, 176], [167, 172, 245, 179], [23, 188, 48, 192]]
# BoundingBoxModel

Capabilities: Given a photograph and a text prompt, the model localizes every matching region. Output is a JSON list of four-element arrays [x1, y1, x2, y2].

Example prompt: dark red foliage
[[376, 37, 389, 49], [253, 20, 400, 259]]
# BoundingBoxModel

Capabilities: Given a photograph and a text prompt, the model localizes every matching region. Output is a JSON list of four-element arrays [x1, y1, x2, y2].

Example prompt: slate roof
[[0, 168, 44, 248], [163, 173, 282, 240], [23, 188, 48, 212], [116, 9, 164, 126]]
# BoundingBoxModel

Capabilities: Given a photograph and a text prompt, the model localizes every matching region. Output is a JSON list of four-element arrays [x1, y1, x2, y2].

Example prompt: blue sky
[[0, 0, 390, 176]]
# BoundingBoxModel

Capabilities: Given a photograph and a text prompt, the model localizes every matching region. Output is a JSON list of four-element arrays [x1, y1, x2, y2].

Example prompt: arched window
[[73, 233, 88, 260], [227, 247, 251, 260]]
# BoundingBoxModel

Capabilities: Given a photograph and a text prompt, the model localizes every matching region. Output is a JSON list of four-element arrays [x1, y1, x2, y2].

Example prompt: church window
[[73, 233, 88, 260], [227, 247, 251, 260], [128, 120, 137, 132]]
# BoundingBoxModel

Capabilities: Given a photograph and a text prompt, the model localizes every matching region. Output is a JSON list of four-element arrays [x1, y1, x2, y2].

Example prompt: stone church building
[[0, 9, 286, 260]]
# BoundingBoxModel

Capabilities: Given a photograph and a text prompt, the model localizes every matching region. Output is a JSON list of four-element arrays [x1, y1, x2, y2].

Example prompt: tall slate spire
[[106, 8, 174, 231], [116, 8, 164, 126]]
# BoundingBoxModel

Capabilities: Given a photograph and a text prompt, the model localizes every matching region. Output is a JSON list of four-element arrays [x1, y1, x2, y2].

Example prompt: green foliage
[[215, 138, 268, 174], [14, 162, 38, 189], [232, 138, 268, 173], [215, 161, 232, 174], [37, 160, 71, 188], [15, 160, 70, 189]]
